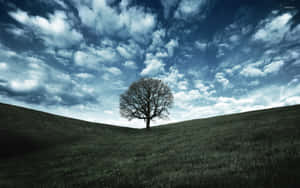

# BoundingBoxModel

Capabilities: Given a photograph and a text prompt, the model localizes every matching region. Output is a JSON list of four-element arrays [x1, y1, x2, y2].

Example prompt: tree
[[119, 78, 173, 129]]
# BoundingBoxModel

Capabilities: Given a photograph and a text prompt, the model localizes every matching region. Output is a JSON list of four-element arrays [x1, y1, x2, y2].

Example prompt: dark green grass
[[1, 103, 300, 187]]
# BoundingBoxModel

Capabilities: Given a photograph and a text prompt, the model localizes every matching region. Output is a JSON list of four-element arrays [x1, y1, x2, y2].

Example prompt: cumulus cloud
[[240, 60, 284, 77], [160, 0, 180, 18], [195, 41, 207, 51], [105, 67, 122, 76], [75, 73, 94, 79], [0, 62, 8, 70], [124, 60, 137, 69], [174, 82, 300, 121], [75, 0, 156, 43], [9, 9, 83, 48], [148, 29, 166, 51], [174, 0, 209, 20], [74, 45, 119, 69], [74, 51, 99, 68], [141, 58, 165, 76], [215, 72, 231, 88], [0, 51, 98, 106], [253, 13, 293, 44], [157, 66, 189, 91], [166, 39, 179, 57]]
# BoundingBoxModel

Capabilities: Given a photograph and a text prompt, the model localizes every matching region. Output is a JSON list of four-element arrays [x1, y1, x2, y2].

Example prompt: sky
[[0, 0, 300, 128]]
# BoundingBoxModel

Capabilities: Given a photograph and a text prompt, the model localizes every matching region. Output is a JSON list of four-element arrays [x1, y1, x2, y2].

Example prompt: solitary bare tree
[[120, 78, 173, 129]]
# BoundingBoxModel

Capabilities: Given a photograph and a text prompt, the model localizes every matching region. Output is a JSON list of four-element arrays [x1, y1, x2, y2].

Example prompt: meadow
[[0, 103, 300, 187]]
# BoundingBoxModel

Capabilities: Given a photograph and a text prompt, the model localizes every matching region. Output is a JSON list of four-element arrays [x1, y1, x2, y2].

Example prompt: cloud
[[76, 0, 156, 43], [195, 41, 207, 51], [74, 50, 99, 68], [56, 49, 73, 59], [9, 9, 83, 48], [5, 26, 26, 37], [194, 80, 215, 96], [9, 79, 39, 92], [141, 58, 165, 76], [157, 66, 189, 91], [166, 39, 179, 57], [173, 82, 300, 121], [240, 60, 284, 77], [0, 62, 8, 70], [148, 29, 166, 51], [178, 80, 188, 90], [215, 72, 231, 88], [264, 60, 284, 74], [253, 13, 293, 44], [75, 73, 94, 79], [105, 67, 122, 76], [160, 0, 180, 18], [74, 45, 119, 69], [174, 0, 209, 20], [124, 60, 137, 69]]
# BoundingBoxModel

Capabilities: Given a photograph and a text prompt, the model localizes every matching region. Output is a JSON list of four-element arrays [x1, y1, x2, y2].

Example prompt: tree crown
[[119, 78, 173, 127]]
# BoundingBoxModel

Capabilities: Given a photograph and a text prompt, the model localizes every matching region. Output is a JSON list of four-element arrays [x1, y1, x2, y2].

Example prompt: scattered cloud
[[253, 13, 293, 44], [160, 0, 180, 18], [75, 0, 156, 43], [105, 67, 122, 76], [174, 0, 210, 20], [240, 60, 284, 77], [166, 39, 179, 57], [124, 60, 137, 69], [9, 9, 83, 48], [215, 72, 231, 88], [141, 57, 165, 76]]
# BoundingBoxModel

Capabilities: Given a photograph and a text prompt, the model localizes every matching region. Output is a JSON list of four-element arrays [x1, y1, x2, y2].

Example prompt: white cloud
[[178, 80, 188, 90], [74, 51, 99, 68], [105, 67, 122, 76], [124, 60, 137, 69], [194, 80, 215, 96], [174, 0, 208, 20], [264, 60, 284, 74], [0, 62, 8, 70], [240, 62, 264, 77], [9, 79, 39, 92], [141, 58, 165, 76], [173, 82, 300, 121], [57, 49, 73, 59], [6, 26, 26, 37], [166, 39, 179, 57], [74, 45, 119, 69], [215, 72, 231, 88], [75, 73, 94, 79], [195, 41, 207, 51], [9, 9, 83, 48], [76, 0, 156, 43], [249, 80, 260, 86], [117, 45, 132, 59], [240, 60, 284, 77], [161, 0, 180, 18], [174, 90, 201, 102], [157, 66, 187, 90], [253, 13, 293, 44], [148, 29, 166, 51]]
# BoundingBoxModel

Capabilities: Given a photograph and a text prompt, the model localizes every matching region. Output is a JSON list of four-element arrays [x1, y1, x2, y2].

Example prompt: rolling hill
[[0, 102, 300, 188]]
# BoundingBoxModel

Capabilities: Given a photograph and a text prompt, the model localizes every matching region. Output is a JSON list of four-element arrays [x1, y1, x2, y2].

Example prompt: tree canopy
[[119, 78, 173, 129]]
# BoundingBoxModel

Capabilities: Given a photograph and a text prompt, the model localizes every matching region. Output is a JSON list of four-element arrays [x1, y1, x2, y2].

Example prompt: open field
[[0, 103, 300, 187]]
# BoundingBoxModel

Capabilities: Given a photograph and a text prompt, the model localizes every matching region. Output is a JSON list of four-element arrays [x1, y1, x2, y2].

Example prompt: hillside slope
[[1, 103, 300, 188]]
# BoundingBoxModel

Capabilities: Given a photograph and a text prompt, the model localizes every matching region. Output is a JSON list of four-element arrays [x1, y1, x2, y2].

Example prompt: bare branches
[[119, 78, 173, 128]]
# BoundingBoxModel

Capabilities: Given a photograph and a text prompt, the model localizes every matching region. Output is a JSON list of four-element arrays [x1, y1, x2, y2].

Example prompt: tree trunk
[[146, 118, 150, 130]]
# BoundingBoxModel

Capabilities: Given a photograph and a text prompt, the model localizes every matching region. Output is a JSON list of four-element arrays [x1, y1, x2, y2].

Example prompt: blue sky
[[0, 0, 300, 128]]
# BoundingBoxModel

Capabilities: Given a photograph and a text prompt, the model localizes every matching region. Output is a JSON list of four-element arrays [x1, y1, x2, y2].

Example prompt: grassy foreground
[[0, 103, 300, 188]]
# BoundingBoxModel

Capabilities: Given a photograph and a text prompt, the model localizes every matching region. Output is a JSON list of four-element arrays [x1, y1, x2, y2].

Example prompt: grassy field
[[0, 102, 300, 188]]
